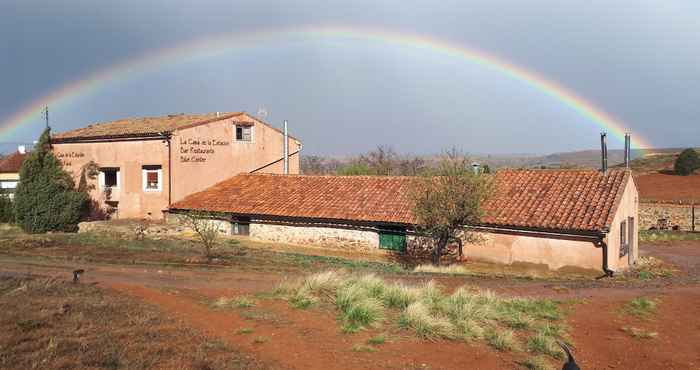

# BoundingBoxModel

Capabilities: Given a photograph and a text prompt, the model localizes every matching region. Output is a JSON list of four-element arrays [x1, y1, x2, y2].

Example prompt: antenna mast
[[42, 106, 50, 130]]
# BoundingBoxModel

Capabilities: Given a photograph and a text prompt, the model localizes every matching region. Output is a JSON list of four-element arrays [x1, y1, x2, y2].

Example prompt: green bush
[[13, 129, 88, 233], [0, 195, 14, 223], [674, 148, 700, 176]]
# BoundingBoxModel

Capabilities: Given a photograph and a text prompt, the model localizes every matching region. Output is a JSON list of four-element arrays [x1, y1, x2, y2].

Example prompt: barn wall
[[639, 202, 697, 231], [407, 233, 603, 272], [249, 223, 379, 251]]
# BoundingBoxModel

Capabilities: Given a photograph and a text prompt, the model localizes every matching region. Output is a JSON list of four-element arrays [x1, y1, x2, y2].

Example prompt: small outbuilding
[[0, 147, 28, 199], [169, 169, 638, 273]]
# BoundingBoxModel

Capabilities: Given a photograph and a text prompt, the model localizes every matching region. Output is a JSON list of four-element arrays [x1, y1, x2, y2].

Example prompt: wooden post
[[692, 203, 696, 232]]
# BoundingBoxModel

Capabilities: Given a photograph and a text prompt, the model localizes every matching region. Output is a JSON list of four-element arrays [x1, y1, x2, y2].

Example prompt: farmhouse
[[169, 169, 639, 273], [0, 147, 28, 199], [51, 112, 301, 219]]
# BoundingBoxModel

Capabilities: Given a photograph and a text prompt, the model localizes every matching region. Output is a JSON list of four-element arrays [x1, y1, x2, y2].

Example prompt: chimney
[[17, 145, 26, 154], [283, 120, 289, 175], [600, 132, 608, 174], [624, 133, 631, 169], [471, 162, 481, 175]]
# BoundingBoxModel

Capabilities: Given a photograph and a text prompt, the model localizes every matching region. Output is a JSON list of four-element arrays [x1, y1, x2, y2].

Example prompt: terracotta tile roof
[[171, 169, 631, 233], [172, 174, 415, 224], [52, 112, 245, 141], [0, 152, 27, 173]]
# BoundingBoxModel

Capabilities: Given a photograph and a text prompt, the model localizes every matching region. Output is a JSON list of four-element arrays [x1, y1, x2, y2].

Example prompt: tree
[[361, 145, 398, 176], [180, 211, 220, 260], [674, 148, 700, 176], [13, 129, 88, 233], [409, 150, 492, 265]]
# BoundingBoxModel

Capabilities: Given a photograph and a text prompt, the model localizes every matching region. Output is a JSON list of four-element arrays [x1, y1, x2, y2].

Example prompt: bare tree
[[180, 211, 220, 260], [409, 150, 492, 265], [361, 145, 398, 175]]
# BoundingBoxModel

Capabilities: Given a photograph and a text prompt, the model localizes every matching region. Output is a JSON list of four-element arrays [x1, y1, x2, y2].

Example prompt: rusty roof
[[171, 169, 631, 233], [0, 152, 27, 173], [52, 112, 246, 141]]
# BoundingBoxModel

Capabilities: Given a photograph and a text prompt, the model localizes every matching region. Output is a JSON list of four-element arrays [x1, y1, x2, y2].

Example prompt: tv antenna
[[41, 106, 50, 129], [256, 107, 269, 120]]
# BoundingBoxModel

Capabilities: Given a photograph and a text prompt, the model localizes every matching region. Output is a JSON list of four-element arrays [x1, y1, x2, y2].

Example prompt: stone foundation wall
[[249, 223, 379, 251], [640, 202, 697, 231]]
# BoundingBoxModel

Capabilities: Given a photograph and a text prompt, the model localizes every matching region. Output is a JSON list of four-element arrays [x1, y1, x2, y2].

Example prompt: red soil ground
[[2, 237, 700, 369], [636, 173, 700, 203], [1, 239, 700, 369]]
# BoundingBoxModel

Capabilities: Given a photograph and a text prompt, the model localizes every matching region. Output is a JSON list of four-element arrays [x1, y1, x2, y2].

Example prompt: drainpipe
[[283, 120, 289, 175]]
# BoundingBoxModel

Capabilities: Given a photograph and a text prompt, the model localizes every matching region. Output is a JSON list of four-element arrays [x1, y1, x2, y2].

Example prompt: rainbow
[[0, 25, 649, 148]]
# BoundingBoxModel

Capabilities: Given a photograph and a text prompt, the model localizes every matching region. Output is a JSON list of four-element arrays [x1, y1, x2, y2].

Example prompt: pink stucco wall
[[52, 113, 300, 219], [605, 174, 640, 271]]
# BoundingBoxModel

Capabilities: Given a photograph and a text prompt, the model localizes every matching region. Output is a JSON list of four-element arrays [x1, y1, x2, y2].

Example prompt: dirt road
[[2, 241, 700, 369]]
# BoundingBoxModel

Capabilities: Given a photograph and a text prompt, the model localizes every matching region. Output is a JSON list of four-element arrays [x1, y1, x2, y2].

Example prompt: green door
[[379, 231, 406, 251]]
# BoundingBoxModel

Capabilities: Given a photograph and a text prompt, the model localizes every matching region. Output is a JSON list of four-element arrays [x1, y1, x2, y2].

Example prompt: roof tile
[[171, 169, 630, 232]]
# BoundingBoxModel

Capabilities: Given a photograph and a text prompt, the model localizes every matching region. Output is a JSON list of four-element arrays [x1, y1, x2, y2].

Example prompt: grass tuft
[[367, 334, 386, 345], [270, 270, 566, 356], [621, 326, 658, 339], [235, 328, 254, 335], [519, 356, 553, 370], [485, 328, 518, 351], [414, 264, 469, 275], [624, 297, 658, 318], [399, 302, 456, 340], [527, 333, 564, 359]]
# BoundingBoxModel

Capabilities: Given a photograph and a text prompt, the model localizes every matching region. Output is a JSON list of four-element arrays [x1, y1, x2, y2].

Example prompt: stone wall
[[640, 202, 697, 231], [249, 223, 380, 251]]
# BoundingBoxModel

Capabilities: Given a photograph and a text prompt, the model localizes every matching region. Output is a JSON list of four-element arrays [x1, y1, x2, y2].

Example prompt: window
[[99, 168, 120, 189], [379, 229, 406, 251], [0, 180, 18, 198], [142, 165, 162, 192], [232, 217, 250, 235], [619, 220, 628, 257], [235, 124, 253, 142]]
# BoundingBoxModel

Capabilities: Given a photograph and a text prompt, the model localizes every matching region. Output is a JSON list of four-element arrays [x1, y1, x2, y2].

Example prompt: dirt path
[[3, 241, 700, 369]]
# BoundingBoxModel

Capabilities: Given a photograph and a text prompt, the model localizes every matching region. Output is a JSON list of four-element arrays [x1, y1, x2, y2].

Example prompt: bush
[[13, 129, 88, 233], [674, 148, 700, 176], [0, 195, 14, 223]]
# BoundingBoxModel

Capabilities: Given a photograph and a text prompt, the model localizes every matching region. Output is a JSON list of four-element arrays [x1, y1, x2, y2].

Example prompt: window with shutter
[[142, 165, 162, 191]]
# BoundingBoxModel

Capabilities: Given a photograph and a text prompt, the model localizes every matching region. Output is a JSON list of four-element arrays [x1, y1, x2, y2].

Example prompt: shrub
[[0, 195, 14, 223], [13, 129, 88, 233], [674, 148, 700, 176]]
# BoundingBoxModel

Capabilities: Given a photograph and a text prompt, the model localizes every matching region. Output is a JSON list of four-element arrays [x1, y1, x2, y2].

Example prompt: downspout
[[599, 228, 614, 277], [165, 134, 172, 208]]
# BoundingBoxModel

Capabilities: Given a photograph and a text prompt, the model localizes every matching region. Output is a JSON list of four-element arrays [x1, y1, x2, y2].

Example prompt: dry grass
[[275, 270, 567, 358], [413, 264, 470, 275], [621, 326, 658, 339], [0, 276, 267, 369]]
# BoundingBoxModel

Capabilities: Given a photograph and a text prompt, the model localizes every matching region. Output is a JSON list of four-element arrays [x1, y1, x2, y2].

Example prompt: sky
[[1, 0, 698, 155]]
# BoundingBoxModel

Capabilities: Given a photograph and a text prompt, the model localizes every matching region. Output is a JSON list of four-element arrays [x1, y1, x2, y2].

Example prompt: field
[[2, 226, 700, 369]]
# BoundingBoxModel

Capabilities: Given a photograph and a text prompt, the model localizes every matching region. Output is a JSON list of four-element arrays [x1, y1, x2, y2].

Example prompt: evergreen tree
[[674, 148, 700, 176], [13, 129, 88, 233]]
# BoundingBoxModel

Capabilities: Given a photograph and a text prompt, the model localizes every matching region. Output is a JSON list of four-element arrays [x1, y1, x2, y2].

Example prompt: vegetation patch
[[519, 355, 554, 370], [213, 296, 257, 309], [366, 334, 386, 345], [236, 327, 254, 335], [623, 297, 659, 318], [639, 231, 700, 243], [0, 276, 267, 369], [273, 270, 568, 359], [413, 264, 470, 275], [621, 326, 658, 339], [352, 344, 378, 353]]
